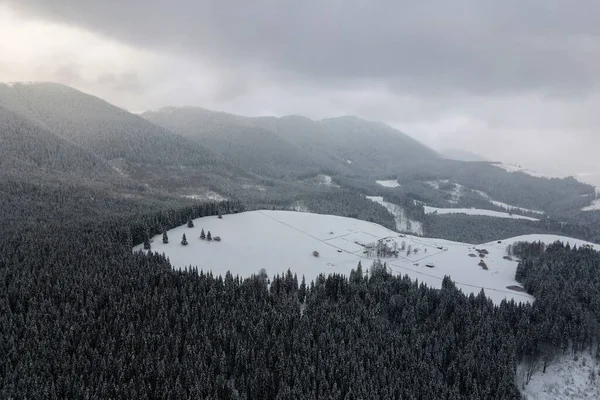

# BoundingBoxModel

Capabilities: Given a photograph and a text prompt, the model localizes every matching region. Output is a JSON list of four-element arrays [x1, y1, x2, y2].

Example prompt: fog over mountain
[[1, 1, 600, 179]]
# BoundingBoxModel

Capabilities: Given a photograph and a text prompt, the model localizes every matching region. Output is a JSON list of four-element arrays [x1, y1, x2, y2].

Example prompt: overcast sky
[[1, 1, 599, 183]]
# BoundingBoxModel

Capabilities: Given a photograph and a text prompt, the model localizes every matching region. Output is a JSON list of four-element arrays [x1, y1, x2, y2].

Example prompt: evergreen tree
[[207, 231, 212, 241], [218, 210, 223, 219], [299, 275, 307, 303], [200, 229, 206, 240], [162, 231, 169, 244], [187, 219, 194, 228], [181, 233, 188, 245], [143, 237, 151, 250]]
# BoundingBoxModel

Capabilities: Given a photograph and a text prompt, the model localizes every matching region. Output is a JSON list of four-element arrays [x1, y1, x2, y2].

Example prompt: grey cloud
[[97, 72, 144, 94], [8, 0, 600, 97], [52, 64, 85, 86]]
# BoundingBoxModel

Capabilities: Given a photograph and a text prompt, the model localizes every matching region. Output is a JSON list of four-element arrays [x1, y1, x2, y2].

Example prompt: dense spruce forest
[[2, 178, 599, 398]]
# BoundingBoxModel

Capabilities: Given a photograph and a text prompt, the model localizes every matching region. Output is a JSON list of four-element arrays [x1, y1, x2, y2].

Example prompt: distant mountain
[[442, 148, 489, 162], [0, 105, 116, 181], [142, 107, 328, 177], [0, 82, 218, 167], [317, 116, 440, 173], [143, 108, 440, 178]]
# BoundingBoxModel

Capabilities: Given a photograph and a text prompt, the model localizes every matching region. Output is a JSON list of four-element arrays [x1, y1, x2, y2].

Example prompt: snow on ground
[[468, 187, 544, 214], [182, 191, 226, 201], [483, 234, 597, 251], [492, 163, 551, 178], [376, 179, 401, 188], [131, 210, 600, 304], [424, 206, 540, 221], [241, 184, 266, 192], [291, 201, 310, 213], [520, 352, 600, 400], [582, 199, 600, 211], [366, 196, 423, 235], [345, 159, 353, 164], [489, 200, 544, 215], [425, 180, 448, 190], [315, 174, 339, 187]]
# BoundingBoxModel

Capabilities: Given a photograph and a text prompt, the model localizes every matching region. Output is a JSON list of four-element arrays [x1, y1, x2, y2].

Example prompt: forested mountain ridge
[[141, 107, 331, 177], [0, 105, 118, 181], [0, 82, 219, 167], [1, 81, 598, 245], [142, 106, 441, 177]]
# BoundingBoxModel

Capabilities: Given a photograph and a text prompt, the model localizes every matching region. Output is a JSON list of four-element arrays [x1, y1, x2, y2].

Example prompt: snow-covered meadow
[[376, 179, 401, 188], [423, 205, 541, 221], [134, 210, 597, 305]]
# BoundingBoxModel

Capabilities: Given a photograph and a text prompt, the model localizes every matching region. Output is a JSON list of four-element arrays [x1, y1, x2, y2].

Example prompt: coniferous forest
[[1, 179, 599, 399]]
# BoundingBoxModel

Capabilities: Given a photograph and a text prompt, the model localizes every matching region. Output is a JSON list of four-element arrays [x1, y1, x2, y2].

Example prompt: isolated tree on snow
[[181, 233, 188, 245], [162, 231, 169, 244], [401, 241, 406, 251], [200, 229, 206, 240], [187, 219, 194, 228], [406, 244, 412, 256], [143, 237, 151, 250], [218, 210, 223, 219], [207, 231, 212, 241]]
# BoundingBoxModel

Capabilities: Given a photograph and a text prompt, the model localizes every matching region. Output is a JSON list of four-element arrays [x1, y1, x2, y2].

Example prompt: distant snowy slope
[[492, 163, 551, 178], [131, 210, 600, 304], [424, 206, 540, 221]]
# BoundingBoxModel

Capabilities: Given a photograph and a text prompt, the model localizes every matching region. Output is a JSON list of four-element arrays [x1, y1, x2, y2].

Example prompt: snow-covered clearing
[[182, 191, 226, 201], [424, 206, 540, 221], [376, 179, 401, 188], [241, 184, 266, 192], [489, 200, 544, 215], [425, 180, 542, 213], [315, 174, 339, 187], [582, 199, 600, 211], [291, 201, 310, 213], [366, 196, 423, 235], [520, 352, 600, 400], [425, 180, 449, 190], [134, 211, 597, 305]]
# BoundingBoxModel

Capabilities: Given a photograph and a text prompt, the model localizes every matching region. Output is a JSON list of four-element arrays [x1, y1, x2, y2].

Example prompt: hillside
[[142, 107, 328, 177], [135, 210, 597, 304], [0, 83, 218, 167], [142, 107, 440, 178], [0, 105, 117, 181], [442, 148, 489, 162]]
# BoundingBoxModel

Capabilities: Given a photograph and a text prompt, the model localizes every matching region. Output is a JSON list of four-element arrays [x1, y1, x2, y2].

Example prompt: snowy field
[[424, 206, 540, 221], [376, 179, 401, 188], [366, 196, 423, 235], [521, 352, 600, 400], [134, 211, 597, 305]]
